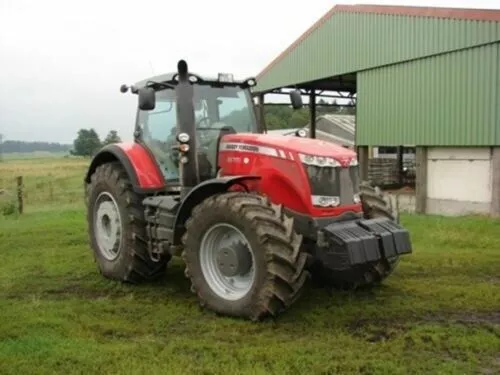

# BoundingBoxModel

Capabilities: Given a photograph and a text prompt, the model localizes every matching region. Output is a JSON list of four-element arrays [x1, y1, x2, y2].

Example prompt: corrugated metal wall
[[356, 43, 499, 146], [255, 12, 500, 93]]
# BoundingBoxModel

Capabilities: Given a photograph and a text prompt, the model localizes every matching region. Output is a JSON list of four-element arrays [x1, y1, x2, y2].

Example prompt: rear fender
[[173, 175, 260, 244], [84, 143, 166, 194]]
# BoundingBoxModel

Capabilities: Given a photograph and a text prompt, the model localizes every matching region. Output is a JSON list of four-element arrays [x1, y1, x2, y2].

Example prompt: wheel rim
[[94, 192, 122, 261], [199, 223, 255, 301]]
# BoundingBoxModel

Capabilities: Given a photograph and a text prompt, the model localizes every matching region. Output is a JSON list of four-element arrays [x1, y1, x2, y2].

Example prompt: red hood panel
[[221, 133, 357, 158]]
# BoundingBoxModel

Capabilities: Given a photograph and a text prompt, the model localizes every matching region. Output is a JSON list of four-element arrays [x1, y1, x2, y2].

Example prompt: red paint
[[218, 134, 362, 217], [221, 133, 356, 162], [116, 142, 165, 190]]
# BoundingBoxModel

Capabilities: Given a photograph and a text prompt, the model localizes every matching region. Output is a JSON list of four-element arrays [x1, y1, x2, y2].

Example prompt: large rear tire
[[182, 192, 310, 321], [317, 181, 401, 289], [86, 162, 171, 283]]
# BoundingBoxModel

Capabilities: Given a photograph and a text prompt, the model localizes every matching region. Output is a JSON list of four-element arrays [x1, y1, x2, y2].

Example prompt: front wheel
[[182, 192, 310, 321]]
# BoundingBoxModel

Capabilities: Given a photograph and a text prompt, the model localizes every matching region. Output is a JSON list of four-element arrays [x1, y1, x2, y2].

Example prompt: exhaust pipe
[[175, 60, 200, 198]]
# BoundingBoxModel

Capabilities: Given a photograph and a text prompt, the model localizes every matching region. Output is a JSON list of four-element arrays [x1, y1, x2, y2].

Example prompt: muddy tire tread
[[86, 162, 170, 283], [181, 192, 310, 321]]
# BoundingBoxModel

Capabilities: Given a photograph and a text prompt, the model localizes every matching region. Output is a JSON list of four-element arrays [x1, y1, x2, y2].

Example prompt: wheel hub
[[199, 223, 256, 301], [216, 241, 252, 277], [94, 192, 122, 261]]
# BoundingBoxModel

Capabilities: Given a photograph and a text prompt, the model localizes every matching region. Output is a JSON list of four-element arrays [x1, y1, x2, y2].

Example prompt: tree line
[[264, 98, 355, 130], [0, 140, 71, 154], [71, 129, 122, 157]]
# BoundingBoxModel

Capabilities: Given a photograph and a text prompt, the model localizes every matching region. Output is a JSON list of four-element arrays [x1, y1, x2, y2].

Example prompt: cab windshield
[[137, 84, 258, 182]]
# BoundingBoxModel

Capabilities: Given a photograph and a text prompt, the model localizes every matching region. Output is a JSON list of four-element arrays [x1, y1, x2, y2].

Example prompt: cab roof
[[134, 72, 256, 89]]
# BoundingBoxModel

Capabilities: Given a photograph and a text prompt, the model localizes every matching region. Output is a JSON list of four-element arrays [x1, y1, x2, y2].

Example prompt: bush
[[0, 195, 17, 217]]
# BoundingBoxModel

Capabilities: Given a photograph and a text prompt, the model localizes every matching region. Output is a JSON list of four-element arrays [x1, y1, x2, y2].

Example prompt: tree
[[265, 113, 287, 130], [72, 128, 102, 157], [289, 108, 310, 128], [103, 130, 121, 145]]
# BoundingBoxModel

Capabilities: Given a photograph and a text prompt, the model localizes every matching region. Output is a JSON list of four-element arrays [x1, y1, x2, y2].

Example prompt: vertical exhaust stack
[[175, 60, 200, 198]]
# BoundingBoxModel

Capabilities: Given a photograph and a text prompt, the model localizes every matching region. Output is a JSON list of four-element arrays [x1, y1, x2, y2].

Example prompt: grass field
[[0, 157, 499, 374], [0, 156, 88, 212]]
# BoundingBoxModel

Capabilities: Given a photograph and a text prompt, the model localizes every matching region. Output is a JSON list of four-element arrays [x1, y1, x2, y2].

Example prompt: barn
[[251, 4, 500, 216]]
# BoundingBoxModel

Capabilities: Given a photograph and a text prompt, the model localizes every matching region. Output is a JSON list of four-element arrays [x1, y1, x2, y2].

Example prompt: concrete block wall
[[426, 147, 492, 216]]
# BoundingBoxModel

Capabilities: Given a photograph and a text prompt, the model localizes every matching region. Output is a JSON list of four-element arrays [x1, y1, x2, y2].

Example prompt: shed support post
[[256, 94, 266, 133], [357, 146, 369, 182], [490, 147, 500, 217], [397, 146, 404, 186], [415, 146, 427, 214], [309, 90, 316, 138]]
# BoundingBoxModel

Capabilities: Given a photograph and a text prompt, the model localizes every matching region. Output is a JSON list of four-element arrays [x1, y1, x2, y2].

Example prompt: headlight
[[245, 78, 256, 87], [299, 153, 340, 167], [353, 193, 361, 204], [177, 133, 190, 143], [179, 143, 190, 152], [311, 195, 340, 207]]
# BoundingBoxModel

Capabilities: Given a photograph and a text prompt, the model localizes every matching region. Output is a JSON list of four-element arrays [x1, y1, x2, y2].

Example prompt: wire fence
[[0, 157, 88, 215], [0, 174, 85, 215]]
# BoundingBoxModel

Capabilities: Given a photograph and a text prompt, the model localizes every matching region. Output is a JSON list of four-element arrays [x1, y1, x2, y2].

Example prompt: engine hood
[[220, 133, 357, 159]]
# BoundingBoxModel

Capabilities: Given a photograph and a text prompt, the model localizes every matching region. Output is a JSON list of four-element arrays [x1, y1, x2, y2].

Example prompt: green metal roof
[[356, 42, 500, 146], [253, 4, 500, 93]]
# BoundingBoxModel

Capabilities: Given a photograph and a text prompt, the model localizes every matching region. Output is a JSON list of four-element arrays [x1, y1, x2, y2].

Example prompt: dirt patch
[[423, 311, 500, 326], [347, 311, 500, 343], [0, 284, 131, 301], [42, 284, 130, 300], [480, 356, 500, 375], [347, 319, 409, 342]]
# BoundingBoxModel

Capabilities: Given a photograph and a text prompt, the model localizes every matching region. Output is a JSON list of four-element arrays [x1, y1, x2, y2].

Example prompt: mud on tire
[[86, 162, 171, 283], [182, 192, 310, 321], [318, 181, 400, 289]]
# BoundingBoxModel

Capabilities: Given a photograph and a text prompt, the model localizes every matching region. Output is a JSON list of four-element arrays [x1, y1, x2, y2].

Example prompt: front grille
[[303, 165, 360, 206]]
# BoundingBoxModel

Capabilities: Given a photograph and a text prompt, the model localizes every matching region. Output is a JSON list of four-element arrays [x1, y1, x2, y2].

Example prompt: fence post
[[16, 176, 23, 214], [49, 173, 54, 201]]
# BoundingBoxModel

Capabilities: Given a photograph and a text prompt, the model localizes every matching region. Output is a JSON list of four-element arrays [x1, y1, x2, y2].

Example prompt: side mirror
[[138, 87, 156, 111], [289, 90, 303, 110]]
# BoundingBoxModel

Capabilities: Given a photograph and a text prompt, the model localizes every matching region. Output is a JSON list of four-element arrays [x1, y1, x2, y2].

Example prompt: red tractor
[[85, 60, 412, 321]]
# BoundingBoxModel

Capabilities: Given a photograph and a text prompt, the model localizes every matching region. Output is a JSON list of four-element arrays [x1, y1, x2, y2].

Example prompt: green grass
[[0, 208, 499, 374], [0, 157, 499, 374]]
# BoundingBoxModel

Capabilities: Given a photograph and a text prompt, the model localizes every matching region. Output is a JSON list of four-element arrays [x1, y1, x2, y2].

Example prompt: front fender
[[84, 143, 166, 194], [173, 175, 260, 244]]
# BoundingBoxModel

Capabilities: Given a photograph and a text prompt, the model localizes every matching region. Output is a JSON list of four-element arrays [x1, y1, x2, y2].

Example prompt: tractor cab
[[128, 69, 261, 189]]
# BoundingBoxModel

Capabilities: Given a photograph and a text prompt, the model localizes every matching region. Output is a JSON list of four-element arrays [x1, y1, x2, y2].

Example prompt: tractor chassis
[[142, 192, 412, 277]]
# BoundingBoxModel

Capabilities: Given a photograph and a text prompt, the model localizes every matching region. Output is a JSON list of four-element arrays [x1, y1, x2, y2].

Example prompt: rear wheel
[[317, 181, 400, 289], [182, 192, 310, 321], [86, 162, 171, 283]]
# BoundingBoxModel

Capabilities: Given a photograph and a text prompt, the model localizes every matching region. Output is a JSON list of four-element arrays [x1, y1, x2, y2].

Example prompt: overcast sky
[[0, 0, 499, 144]]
